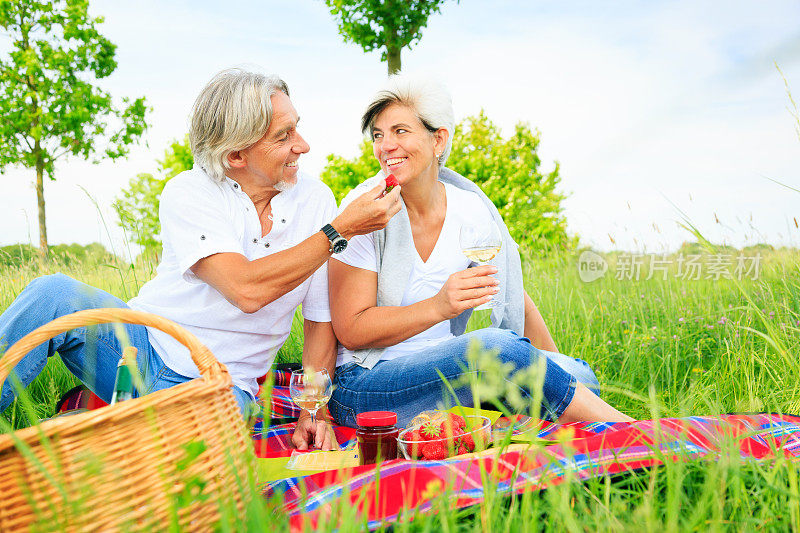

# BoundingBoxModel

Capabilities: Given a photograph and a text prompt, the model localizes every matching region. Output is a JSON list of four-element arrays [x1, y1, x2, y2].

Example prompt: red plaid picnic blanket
[[258, 413, 800, 531]]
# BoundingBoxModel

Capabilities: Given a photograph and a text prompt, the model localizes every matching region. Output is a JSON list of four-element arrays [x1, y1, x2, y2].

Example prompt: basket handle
[[0, 308, 229, 391]]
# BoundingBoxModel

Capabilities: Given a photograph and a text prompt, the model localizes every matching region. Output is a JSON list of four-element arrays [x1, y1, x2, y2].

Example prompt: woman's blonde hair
[[190, 68, 289, 181], [361, 73, 455, 166]]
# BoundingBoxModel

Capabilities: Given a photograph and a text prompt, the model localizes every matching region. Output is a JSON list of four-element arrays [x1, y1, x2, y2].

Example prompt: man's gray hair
[[190, 68, 289, 181], [361, 73, 455, 166]]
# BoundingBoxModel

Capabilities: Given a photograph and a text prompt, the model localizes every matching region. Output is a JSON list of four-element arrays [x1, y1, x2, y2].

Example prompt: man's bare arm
[[191, 182, 401, 313]]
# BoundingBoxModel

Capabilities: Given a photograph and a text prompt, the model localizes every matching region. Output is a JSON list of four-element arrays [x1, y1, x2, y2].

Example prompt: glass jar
[[356, 411, 399, 465]]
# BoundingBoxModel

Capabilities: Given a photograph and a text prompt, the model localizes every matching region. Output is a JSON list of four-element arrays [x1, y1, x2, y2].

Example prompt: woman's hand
[[432, 265, 499, 320]]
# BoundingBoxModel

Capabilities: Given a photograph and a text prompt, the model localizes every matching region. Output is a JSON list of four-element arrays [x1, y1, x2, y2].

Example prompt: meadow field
[[1, 245, 800, 530]]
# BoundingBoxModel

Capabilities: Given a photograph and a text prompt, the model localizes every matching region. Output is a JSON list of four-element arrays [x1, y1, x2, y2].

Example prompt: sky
[[2, 0, 800, 257]]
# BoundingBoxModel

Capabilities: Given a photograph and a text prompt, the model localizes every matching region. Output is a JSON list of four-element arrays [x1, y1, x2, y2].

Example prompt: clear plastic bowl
[[397, 415, 492, 460]]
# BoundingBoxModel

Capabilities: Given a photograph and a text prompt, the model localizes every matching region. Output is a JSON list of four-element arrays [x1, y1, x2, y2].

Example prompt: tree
[[0, 0, 148, 261], [321, 111, 575, 250], [448, 112, 573, 250], [322, 0, 455, 75], [320, 139, 379, 204], [114, 136, 192, 256]]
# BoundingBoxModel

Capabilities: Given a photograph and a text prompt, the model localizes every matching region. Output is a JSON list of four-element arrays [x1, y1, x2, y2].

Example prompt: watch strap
[[321, 223, 340, 241]]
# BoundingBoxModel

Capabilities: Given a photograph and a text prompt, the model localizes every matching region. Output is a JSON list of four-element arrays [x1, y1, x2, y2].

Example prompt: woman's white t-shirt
[[333, 182, 494, 366]]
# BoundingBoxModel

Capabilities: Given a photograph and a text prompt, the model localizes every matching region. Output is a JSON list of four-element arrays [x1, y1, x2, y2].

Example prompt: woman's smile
[[385, 156, 408, 170]]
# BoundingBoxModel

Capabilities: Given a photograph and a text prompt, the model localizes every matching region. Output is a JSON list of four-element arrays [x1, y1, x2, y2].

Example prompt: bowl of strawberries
[[397, 412, 492, 460]]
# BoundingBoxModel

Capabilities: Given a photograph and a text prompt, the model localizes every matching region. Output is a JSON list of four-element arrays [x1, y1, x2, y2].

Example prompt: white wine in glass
[[459, 221, 503, 310], [462, 245, 501, 263], [289, 368, 333, 435]]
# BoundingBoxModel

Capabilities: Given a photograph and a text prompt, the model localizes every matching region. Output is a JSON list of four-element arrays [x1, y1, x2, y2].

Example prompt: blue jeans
[[0, 274, 254, 415], [329, 328, 599, 428], [539, 349, 600, 395]]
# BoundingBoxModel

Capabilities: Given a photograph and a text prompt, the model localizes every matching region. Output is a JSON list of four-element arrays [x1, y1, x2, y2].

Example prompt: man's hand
[[432, 265, 499, 320], [332, 179, 402, 239], [292, 413, 339, 451]]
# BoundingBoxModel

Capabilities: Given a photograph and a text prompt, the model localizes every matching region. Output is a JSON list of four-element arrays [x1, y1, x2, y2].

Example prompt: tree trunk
[[387, 44, 401, 75], [35, 142, 48, 263]]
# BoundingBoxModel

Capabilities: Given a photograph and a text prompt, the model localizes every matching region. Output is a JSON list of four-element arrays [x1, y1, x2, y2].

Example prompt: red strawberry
[[383, 174, 399, 194], [440, 420, 462, 439], [420, 422, 442, 440], [448, 413, 466, 429], [421, 441, 447, 460], [406, 429, 424, 458], [461, 433, 476, 452], [457, 444, 469, 455]]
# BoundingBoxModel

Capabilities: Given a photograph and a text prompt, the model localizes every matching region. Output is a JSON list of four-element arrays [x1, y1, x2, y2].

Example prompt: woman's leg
[[540, 350, 601, 395], [559, 383, 633, 423], [0, 273, 154, 411], [331, 329, 631, 428]]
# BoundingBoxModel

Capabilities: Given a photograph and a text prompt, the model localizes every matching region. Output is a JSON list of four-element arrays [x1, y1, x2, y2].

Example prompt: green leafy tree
[[448, 112, 572, 249], [321, 139, 379, 204], [321, 111, 574, 250], [0, 0, 148, 261], [114, 136, 192, 256], [322, 0, 456, 75]]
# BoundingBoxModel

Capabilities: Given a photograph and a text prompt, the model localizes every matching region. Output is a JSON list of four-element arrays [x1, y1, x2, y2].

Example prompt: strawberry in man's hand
[[383, 174, 399, 195]]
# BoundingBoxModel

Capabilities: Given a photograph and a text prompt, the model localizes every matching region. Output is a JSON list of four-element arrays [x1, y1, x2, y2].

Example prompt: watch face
[[332, 238, 348, 254]]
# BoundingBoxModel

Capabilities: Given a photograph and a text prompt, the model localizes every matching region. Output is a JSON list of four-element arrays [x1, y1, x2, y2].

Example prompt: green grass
[[2, 246, 800, 530]]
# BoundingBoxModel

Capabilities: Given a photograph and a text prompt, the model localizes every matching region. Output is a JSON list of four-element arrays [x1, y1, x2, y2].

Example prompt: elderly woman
[[328, 74, 633, 428]]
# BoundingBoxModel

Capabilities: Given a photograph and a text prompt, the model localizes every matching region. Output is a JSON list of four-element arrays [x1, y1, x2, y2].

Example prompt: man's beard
[[274, 179, 296, 192]]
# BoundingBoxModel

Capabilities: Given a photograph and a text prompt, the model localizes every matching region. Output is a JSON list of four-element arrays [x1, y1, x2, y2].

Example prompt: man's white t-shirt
[[333, 182, 493, 366], [128, 167, 337, 398]]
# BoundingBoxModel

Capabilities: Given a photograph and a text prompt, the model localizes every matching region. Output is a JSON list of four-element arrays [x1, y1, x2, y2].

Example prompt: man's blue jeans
[[0, 274, 254, 414], [329, 328, 601, 428]]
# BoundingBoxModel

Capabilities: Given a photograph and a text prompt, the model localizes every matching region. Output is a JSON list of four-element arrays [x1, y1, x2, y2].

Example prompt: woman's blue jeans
[[0, 274, 254, 415], [329, 328, 601, 428]]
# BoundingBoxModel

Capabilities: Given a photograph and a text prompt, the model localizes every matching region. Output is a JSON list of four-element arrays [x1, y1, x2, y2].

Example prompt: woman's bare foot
[[557, 383, 635, 424]]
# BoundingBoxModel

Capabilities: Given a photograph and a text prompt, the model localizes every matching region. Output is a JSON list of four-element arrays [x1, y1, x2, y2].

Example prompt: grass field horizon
[[1, 243, 800, 530]]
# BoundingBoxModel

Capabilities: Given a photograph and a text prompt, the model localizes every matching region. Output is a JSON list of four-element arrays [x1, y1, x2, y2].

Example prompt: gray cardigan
[[338, 167, 525, 369]]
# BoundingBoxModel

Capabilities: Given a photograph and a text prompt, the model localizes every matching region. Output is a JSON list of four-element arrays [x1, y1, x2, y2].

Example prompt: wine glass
[[459, 221, 503, 310], [289, 368, 333, 432]]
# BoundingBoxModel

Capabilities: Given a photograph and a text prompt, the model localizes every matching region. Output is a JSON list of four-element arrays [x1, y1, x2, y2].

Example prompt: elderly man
[[0, 68, 401, 450]]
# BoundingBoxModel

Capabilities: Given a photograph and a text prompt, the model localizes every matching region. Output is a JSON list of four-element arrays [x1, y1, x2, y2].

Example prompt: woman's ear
[[227, 149, 246, 169], [434, 127, 450, 157]]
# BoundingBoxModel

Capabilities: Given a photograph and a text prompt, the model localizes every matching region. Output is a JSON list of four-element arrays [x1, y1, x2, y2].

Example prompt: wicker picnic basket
[[0, 308, 256, 532]]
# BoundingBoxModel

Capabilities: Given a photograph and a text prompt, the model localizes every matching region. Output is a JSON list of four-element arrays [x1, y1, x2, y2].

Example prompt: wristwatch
[[321, 223, 348, 254]]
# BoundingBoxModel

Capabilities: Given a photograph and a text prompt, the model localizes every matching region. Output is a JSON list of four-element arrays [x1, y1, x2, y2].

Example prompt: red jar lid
[[356, 411, 397, 427]]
